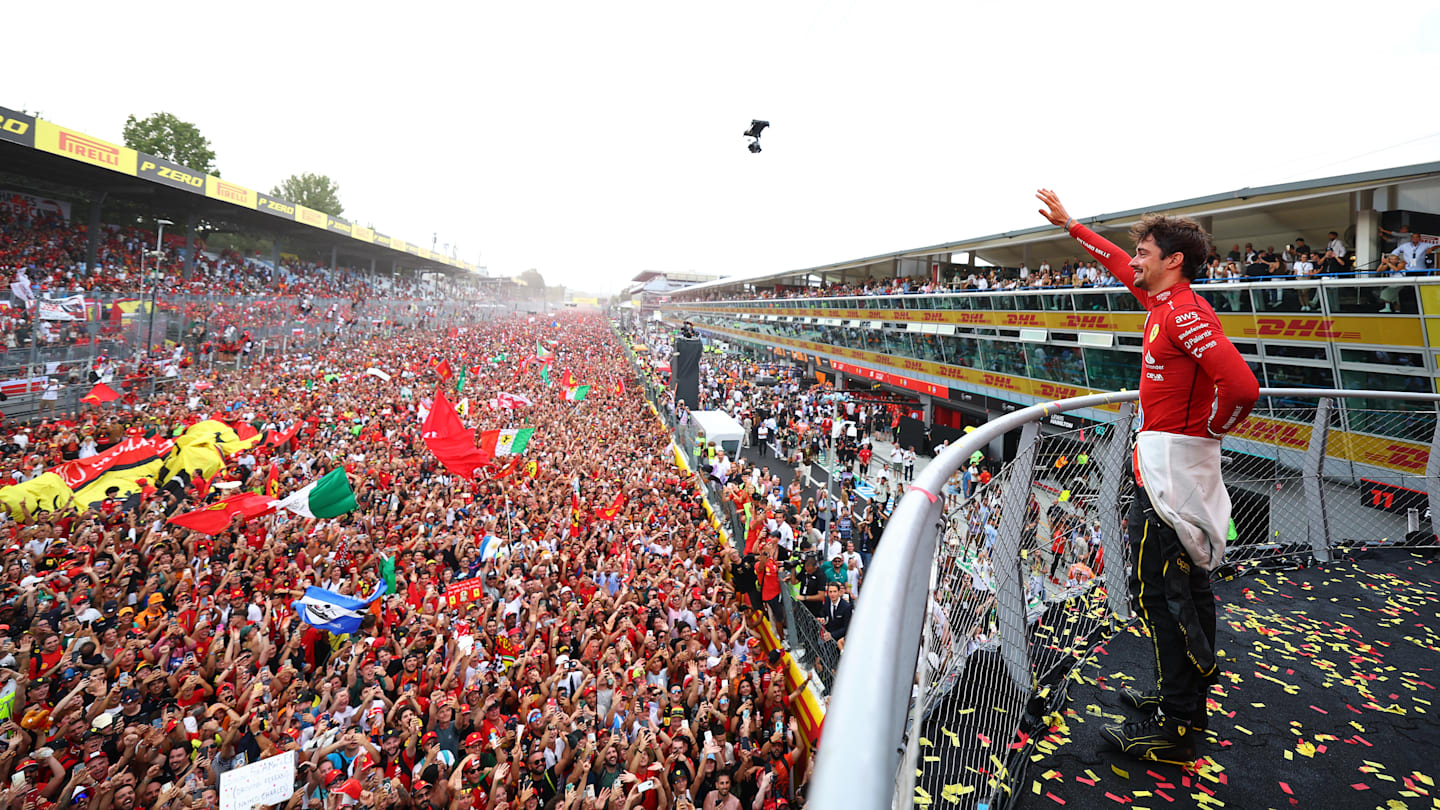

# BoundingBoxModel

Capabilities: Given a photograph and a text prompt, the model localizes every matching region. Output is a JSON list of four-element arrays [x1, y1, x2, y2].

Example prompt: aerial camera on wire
[[744, 120, 769, 153]]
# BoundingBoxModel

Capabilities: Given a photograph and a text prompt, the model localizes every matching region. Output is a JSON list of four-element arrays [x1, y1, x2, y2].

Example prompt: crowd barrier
[[810, 389, 1440, 810]]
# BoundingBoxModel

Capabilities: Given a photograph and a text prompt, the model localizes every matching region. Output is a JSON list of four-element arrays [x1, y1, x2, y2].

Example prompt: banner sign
[[0, 106, 36, 149], [51, 435, 176, 490], [38, 295, 88, 321], [1, 102, 477, 272], [218, 751, 295, 810], [691, 304, 1425, 348], [0, 189, 71, 222], [137, 155, 206, 192], [256, 192, 298, 221], [444, 577, 487, 609]]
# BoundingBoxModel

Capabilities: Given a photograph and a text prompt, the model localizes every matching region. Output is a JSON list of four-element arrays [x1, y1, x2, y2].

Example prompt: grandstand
[[0, 103, 513, 422]]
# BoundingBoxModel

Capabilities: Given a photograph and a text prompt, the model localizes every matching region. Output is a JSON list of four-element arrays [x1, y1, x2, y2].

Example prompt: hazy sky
[[7, 2, 1439, 294]]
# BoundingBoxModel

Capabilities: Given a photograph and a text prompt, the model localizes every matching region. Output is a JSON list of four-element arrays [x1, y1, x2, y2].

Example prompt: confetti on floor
[[915, 551, 1440, 809]]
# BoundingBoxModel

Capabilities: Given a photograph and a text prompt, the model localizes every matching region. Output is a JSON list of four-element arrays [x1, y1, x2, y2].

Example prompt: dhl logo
[[215, 181, 249, 203], [887, 310, 912, 320], [1001, 313, 1042, 327], [1035, 382, 1084, 399], [982, 373, 1019, 390], [58, 131, 120, 167], [1360, 444, 1428, 473], [956, 312, 989, 324], [1231, 419, 1308, 448], [840, 310, 860, 319], [1245, 318, 1360, 340], [937, 366, 966, 380], [1064, 314, 1114, 330], [920, 311, 946, 322], [899, 359, 925, 372]]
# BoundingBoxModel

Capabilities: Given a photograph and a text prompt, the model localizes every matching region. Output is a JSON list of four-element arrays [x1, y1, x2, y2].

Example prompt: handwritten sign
[[219, 751, 295, 810]]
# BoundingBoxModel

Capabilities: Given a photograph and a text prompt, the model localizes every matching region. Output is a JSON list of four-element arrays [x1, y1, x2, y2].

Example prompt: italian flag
[[562, 385, 591, 402], [479, 428, 534, 457], [535, 341, 553, 361], [269, 468, 357, 518]]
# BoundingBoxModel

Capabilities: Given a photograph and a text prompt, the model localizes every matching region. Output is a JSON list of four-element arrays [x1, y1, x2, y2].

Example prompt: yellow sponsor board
[[205, 176, 257, 209], [683, 305, 1424, 347], [34, 120, 138, 174], [351, 225, 374, 243], [294, 204, 327, 229]]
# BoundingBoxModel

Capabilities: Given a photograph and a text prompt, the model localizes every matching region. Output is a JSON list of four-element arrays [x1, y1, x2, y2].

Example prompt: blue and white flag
[[292, 581, 387, 635]]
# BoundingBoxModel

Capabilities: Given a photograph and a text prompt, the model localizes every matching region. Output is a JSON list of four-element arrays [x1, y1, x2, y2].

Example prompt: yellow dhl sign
[[682, 306, 1424, 347], [705, 324, 1431, 475]]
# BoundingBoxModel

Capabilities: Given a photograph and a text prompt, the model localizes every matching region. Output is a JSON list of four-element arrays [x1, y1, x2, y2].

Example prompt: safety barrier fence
[[810, 389, 1440, 810]]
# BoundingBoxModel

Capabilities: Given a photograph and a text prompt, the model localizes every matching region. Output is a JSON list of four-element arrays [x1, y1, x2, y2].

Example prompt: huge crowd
[[0, 210, 502, 364], [0, 311, 818, 810]]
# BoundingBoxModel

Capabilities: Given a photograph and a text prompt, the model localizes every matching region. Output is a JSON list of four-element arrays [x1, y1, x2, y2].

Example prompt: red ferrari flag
[[421, 389, 489, 476], [434, 359, 454, 382], [167, 492, 275, 535], [80, 383, 120, 405]]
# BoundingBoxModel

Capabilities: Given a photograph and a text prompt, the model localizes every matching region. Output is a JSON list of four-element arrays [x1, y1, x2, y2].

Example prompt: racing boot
[[1101, 710, 1197, 765]]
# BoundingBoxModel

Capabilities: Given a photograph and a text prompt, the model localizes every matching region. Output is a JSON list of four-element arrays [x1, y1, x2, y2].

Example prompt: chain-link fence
[[811, 389, 1440, 810]]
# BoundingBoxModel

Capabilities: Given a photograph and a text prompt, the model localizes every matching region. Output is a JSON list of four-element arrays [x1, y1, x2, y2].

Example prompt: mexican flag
[[270, 467, 358, 518], [535, 341, 553, 361], [479, 428, 534, 457], [562, 385, 591, 402]]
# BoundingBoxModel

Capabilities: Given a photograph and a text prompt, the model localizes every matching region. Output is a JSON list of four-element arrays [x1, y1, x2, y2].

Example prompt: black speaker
[[673, 337, 702, 410]]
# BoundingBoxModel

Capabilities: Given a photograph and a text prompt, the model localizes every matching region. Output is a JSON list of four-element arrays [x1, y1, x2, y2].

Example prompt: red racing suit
[[1068, 223, 1258, 437]]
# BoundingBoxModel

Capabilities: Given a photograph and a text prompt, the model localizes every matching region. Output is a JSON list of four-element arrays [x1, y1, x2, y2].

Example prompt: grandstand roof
[[0, 105, 474, 275], [674, 160, 1440, 296]]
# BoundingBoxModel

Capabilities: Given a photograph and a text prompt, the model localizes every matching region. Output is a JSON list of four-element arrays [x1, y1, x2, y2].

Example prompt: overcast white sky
[[7, 1, 1440, 294]]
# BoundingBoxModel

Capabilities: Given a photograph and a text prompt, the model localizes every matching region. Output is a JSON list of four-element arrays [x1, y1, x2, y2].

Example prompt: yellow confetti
[[1413, 772, 1434, 786], [918, 737, 932, 747], [1111, 765, 1130, 779]]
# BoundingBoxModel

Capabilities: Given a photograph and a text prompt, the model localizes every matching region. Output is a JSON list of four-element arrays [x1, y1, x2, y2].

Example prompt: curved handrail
[[809, 387, 1440, 810]]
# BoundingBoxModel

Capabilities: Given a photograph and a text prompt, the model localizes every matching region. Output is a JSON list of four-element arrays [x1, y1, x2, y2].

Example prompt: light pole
[[143, 219, 173, 362]]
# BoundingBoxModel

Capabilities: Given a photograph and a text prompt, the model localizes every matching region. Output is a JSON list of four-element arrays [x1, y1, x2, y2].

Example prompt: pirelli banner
[[0, 104, 476, 273]]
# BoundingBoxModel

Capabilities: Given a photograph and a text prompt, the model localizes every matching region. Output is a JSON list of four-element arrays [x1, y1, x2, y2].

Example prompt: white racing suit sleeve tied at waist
[[1135, 431, 1230, 572]]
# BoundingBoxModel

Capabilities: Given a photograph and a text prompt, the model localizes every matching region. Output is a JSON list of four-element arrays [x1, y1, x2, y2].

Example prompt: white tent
[[690, 410, 746, 456]]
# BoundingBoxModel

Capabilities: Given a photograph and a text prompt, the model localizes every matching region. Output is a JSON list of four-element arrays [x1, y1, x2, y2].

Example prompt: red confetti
[[1155, 788, 1174, 802], [1046, 791, 1066, 805], [1076, 777, 1095, 786], [1351, 783, 1370, 791], [1309, 705, 1328, 714], [1280, 782, 1293, 795], [1105, 792, 1130, 804]]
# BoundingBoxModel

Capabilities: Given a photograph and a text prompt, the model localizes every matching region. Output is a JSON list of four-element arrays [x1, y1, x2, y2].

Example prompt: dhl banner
[[705, 323, 1432, 476], [1, 103, 475, 273], [687, 304, 1425, 348]]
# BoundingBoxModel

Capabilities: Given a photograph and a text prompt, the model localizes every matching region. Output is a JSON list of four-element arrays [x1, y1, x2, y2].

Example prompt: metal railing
[[810, 388, 1440, 810]]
